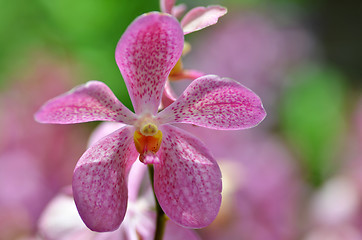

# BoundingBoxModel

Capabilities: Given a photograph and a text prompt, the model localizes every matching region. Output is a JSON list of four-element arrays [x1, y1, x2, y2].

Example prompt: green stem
[[148, 165, 167, 240]]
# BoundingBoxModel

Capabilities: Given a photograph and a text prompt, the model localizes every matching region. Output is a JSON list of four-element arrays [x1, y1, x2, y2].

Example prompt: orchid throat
[[133, 115, 163, 162]]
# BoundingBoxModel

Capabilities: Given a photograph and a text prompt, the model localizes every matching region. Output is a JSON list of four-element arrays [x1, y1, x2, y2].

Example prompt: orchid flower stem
[[148, 164, 167, 240]]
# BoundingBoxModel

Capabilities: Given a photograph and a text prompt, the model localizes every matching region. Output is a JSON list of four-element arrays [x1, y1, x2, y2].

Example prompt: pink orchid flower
[[35, 12, 266, 232]]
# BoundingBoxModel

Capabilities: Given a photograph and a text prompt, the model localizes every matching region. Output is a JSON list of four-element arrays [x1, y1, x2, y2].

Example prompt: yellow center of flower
[[133, 116, 162, 155]]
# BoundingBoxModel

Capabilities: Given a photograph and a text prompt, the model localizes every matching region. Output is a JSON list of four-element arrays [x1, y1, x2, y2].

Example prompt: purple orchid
[[35, 12, 266, 232]]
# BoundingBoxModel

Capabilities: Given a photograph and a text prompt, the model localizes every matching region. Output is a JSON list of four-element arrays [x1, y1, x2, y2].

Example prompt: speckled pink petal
[[72, 126, 139, 232], [181, 6, 227, 35], [154, 125, 222, 228], [34, 81, 137, 125], [157, 75, 266, 130], [115, 13, 184, 115]]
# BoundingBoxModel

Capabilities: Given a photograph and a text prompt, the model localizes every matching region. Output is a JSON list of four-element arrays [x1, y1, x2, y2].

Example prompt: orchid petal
[[38, 191, 95, 240], [160, 80, 177, 109], [181, 6, 227, 35], [34, 81, 137, 125], [160, 0, 175, 14], [127, 160, 148, 202], [141, 152, 161, 165], [72, 126, 138, 232], [169, 69, 205, 81], [154, 125, 222, 228], [164, 221, 201, 240], [157, 75, 266, 130], [115, 12, 184, 115], [172, 4, 187, 19]]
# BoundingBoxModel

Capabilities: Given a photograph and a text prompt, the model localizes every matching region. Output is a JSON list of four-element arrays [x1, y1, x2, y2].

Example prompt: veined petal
[[154, 125, 222, 228], [160, 0, 175, 14], [115, 12, 184, 115], [34, 81, 137, 125], [157, 75, 266, 130], [72, 126, 139, 232], [181, 6, 227, 35]]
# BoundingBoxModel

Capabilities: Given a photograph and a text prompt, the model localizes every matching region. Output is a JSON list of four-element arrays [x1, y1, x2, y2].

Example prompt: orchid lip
[[134, 129, 163, 158], [133, 114, 163, 157]]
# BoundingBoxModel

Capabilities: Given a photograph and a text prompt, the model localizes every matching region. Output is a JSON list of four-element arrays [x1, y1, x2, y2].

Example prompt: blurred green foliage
[[281, 66, 347, 186], [0, 0, 159, 109]]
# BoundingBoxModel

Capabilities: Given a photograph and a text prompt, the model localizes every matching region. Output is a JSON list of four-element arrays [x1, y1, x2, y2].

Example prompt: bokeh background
[[1, 0, 361, 239]]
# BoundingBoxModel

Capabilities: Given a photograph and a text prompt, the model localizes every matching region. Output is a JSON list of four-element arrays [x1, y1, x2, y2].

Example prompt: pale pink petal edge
[[181, 6, 227, 35]]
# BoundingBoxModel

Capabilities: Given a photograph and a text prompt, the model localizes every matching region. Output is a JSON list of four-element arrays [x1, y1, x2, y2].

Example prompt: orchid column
[[35, 12, 266, 235]]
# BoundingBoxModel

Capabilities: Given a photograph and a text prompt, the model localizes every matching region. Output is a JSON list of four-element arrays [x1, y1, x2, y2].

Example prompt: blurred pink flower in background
[[304, 176, 362, 240], [302, 96, 362, 240], [0, 55, 89, 239]]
